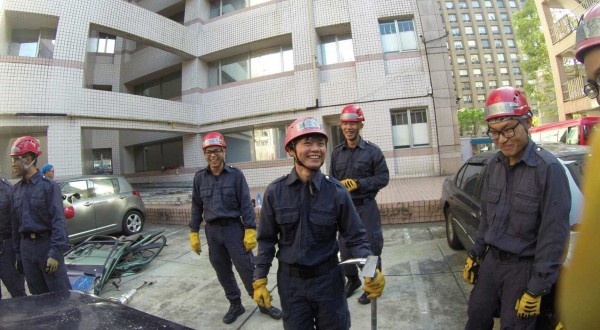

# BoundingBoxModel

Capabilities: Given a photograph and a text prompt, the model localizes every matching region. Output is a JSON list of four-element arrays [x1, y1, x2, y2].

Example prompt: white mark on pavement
[[410, 260, 431, 315]]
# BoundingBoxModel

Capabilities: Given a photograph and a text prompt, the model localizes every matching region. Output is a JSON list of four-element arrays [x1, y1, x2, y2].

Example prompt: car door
[[90, 178, 122, 234], [61, 179, 96, 242], [463, 162, 487, 250], [453, 161, 486, 250]]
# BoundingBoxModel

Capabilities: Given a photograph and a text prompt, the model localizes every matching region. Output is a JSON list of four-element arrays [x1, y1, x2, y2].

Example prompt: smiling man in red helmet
[[462, 88, 571, 329]]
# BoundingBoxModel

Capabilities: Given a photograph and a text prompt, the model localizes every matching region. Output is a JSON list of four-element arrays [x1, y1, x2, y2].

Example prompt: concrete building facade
[[536, 0, 600, 120], [0, 0, 461, 187], [441, 0, 527, 113]]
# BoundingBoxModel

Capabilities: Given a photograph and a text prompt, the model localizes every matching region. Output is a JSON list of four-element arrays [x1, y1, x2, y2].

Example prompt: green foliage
[[458, 108, 486, 136], [512, 0, 557, 119]]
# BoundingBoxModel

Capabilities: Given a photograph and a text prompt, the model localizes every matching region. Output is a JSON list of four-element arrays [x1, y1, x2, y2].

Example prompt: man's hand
[[515, 290, 541, 318], [46, 257, 59, 274], [189, 232, 201, 255], [463, 254, 480, 284], [243, 228, 257, 252], [363, 269, 385, 299], [253, 278, 272, 308], [341, 179, 359, 192]]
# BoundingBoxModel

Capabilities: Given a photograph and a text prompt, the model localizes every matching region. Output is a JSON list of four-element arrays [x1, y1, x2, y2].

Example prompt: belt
[[21, 232, 50, 240], [488, 246, 533, 262], [352, 198, 372, 207], [210, 217, 240, 226], [279, 255, 339, 279]]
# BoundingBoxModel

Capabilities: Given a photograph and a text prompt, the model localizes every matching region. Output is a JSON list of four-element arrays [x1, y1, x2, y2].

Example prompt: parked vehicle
[[530, 117, 599, 146], [441, 143, 590, 251], [59, 175, 146, 243]]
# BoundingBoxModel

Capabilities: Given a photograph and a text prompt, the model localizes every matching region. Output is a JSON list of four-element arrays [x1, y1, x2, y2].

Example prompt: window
[[91, 179, 117, 197], [484, 54, 493, 63], [62, 180, 92, 200], [454, 41, 464, 49], [459, 1, 468, 9], [456, 55, 466, 64], [500, 67, 509, 75], [486, 68, 495, 76], [468, 40, 477, 49], [96, 33, 116, 54], [497, 0, 505, 8], [513, 67, 522, 75], [320, 34, 354, 65], [477, 94, 486, 102], [465, 27, 474, 35], [220, 125, 289, 163], [475, 13, 484, 22], [501, 13, 510, 21], [448, 14, 457, 22], [463, 94, 473, 103], [515, 79, 523, 87], [509, 1, 517, 8], [488, 13, 496, 21], [504, 26, 512, 34], [380, 19, 418, 53], [495, 40, 503, 48], [451, 27, 461, 37], [485, 1, 493, 8], [9, 29, 56, 58], [391, 109, 430, 149], [208, 45, 293, 86], [457, 164, 484, 198], [133, 71, 182, 100], [507, 39, 516, 48], [475, 81, 484, 89], [92, 148, 113, 175], [446, 1, 454, 9], [459, 69, 468, 77], [463, 82, 471, 90], [209, 0, 271, 18], [497, 53, 506, 63], [473, 68, 482, 77], [478, 26, 487, 35], [462, 14, 471, 22], [510, 53, 519, 63], [472, 1, 480, 8], [481, 39, 490, 49], [491, 26, 499, 35], [502, 80, 510, 86], [489, 80, 497, 88], [470, 54, 480, 64]]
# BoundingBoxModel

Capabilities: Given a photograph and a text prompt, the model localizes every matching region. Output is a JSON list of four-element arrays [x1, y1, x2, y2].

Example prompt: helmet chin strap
[[16, 156, 36, 171]]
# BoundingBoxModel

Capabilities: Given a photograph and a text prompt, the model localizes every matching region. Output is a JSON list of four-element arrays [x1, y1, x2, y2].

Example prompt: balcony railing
[[549, 0, 600, 44], [562, 76, 586, 102]]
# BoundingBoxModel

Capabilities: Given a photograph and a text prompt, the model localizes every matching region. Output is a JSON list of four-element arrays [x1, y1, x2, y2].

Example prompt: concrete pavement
[[76, 221, 473, 329]]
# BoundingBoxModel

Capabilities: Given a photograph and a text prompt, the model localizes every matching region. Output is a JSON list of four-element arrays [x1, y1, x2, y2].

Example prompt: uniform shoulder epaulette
[[41, 175, 54, 183], [195, 168, 207, 175], [272, 174, 289, 183], [0, 178, 12, 188], [324, 175, 345, 188]]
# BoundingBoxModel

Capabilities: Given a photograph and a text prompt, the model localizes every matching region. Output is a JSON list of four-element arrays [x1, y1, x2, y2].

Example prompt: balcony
[[549, 0, 599, 44], [562, 76, 586, 102]]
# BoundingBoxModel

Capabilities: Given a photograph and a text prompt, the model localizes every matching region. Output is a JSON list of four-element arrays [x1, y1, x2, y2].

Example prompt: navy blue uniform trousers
[[0, 237, 26, 298], [21, 236, 71, 295]]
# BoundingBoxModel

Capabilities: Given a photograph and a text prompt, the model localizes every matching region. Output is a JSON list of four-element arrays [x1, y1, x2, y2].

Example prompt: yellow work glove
[[340, 179, 359, 192], [189, 232, 201, 255], [363, 269, 385, 299], [463, 255, 480, 284], [46, 257, 59, 274], [253, 278, 272, 308], [243, 228, 257, 252], [515, 291, 542, 319]]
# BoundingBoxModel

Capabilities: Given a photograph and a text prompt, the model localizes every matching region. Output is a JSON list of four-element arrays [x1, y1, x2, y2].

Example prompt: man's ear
[[359, 122, 364, 130], [524, 117, 533, 129]]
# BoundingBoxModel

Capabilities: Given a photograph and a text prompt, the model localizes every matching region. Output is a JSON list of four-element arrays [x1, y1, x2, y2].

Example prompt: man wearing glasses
[[463, 87, 571, 329], [189, 132, 281, 325]]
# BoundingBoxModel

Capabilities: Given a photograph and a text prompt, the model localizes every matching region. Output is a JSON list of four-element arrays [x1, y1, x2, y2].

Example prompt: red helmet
[[11, 136, 42, 156], [284, 117, 328, 151], [340, 104, 365, 122], [483, 87, 532, 122], [202, 132, 226, 150], [576, 4, 600, 63]]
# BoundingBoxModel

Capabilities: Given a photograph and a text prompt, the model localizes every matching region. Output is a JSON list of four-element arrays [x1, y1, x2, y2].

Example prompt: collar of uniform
[[26, 170, 42, 184], [204, 162, 232, 175], [285, 168, 323, 191], [496, 140, 537, 167], [343, 136, 366, 150]]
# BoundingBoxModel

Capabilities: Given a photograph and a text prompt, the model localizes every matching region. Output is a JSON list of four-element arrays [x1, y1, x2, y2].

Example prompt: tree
[[458, 108, 486, 136], [512, 0, 558, 120]]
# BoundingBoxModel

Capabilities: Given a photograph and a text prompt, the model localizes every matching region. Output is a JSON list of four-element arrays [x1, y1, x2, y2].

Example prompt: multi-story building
[[441, 0, 527, 114], [536, 0, 600, 120], [0, 0, 461, 186]]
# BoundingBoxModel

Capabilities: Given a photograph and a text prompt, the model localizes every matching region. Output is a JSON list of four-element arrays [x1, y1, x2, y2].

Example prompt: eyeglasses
[[204, 149, 223, 156], [486, 121, 521, 140], [583, 76, 600, 99]]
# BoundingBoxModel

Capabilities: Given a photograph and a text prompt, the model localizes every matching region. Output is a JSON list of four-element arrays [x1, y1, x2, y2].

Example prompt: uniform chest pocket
[[485, 187, 501, 216], [353, 160, 370, 174], [31, 193, 46, 208], [222, 186, 237, 208], [309, 209, 337, 242], [0, 194, 9, 210], [275, 211, 299, 246], [510, 192, 540, 235]]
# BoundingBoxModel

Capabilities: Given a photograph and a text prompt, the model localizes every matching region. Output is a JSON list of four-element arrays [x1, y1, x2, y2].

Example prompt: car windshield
[[559, 155, 587, 190]]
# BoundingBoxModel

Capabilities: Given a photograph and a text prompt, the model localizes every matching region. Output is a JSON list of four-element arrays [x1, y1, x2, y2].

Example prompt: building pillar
[[47, 123, 82, 177]]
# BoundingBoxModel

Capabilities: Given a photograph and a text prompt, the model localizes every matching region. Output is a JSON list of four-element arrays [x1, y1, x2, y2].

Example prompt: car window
[[91, 178, 117, 197], [62, 180, 92, 199], [459, 164, 484, 198], [559, 155, 587, 190]]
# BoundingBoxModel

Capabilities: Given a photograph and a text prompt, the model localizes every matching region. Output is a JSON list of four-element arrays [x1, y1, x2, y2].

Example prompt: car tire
[[123, 210, 144, 236], [446, 210, 464, 250]]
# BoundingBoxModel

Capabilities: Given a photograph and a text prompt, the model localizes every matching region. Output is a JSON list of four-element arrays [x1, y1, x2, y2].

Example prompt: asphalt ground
[[1, 221, 475, 329]]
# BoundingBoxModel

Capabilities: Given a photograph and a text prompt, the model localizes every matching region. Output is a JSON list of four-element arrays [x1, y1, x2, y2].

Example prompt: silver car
[[59, 175, 146, 243]]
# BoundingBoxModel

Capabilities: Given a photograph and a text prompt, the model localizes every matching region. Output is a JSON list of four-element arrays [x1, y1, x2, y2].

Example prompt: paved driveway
[[2, 221, 473, 329]]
